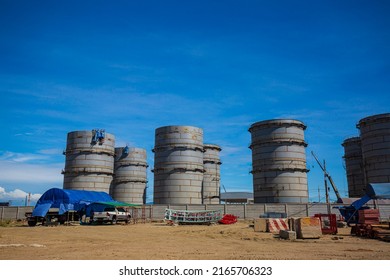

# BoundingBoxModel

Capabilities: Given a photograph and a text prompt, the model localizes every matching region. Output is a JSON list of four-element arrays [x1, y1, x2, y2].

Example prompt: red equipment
[[218, 214, 238, 224], [314, 214, 338, 234]]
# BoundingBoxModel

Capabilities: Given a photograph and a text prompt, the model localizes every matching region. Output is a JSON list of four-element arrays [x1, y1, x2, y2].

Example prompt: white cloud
[[0, 151, 50, 163], [14, 132, 34, 137], [0, 186, 41, 204], [38, 149, 63, 155]]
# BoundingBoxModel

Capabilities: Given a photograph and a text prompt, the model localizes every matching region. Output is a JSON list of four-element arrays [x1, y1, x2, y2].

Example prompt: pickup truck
[[91, 207, 131, 224]]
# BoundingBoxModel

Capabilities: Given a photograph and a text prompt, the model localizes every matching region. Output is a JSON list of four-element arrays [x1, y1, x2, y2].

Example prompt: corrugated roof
[[220, 192, 253, 200]]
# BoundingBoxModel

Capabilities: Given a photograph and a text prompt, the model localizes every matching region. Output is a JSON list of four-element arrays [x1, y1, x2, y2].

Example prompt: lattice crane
[[311, 151, 342, 203]]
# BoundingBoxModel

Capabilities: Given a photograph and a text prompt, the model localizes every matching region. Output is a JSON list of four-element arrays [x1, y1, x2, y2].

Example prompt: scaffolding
[[165, 209, 222, 224], [131, 205, 152, 224]]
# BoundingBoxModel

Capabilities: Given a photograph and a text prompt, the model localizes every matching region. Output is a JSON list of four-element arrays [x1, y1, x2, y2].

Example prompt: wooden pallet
[[372, 227, 390, 242], [353, 223, 390, 242]]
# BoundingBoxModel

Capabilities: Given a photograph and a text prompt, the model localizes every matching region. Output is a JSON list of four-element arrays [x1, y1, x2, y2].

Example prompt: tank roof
[[249, 118, 306, 131], [203, 143, 222, 150], [357, 113, 390, 128], [341, 136, 361, 146]]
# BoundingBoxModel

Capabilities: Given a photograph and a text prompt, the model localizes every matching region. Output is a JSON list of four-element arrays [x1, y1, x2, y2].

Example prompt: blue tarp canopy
[[366, 183, 390, 199], [32, 188, 115, 217], [351, 183, 390, 210]]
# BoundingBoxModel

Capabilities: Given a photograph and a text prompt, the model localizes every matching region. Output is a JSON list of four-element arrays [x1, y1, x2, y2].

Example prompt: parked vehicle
[[25, 209, 79, 226], [91, 207, 131, 224]]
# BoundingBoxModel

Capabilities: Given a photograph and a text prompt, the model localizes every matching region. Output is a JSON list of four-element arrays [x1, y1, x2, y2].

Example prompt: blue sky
[[0, 0, 389, 205]]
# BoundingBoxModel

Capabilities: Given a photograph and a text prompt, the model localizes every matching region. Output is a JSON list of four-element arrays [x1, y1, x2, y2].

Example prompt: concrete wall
[[0, 206, 34, 221], [2, 203, 390, 222]]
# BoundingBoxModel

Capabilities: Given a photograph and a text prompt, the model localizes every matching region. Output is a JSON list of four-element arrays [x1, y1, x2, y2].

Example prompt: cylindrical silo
[[342, 137, 366, 197], [153, 125, 204, 204], [203, 144, 222, 204], [112, 147, 148, 204], [357, 113, 390, 184], [62, 130, 115, 193], [249, 119, 309, 203]]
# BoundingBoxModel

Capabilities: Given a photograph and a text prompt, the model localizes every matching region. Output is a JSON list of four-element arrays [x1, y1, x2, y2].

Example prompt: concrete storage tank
[[249, 119, 309, 203], [203, 144, 222, 204], [153, 125, 204, 204], [342, 137, 366, 197], [357, 113, 390, 184], [112, 147, 148, 204], [63, 129, 115, 193]]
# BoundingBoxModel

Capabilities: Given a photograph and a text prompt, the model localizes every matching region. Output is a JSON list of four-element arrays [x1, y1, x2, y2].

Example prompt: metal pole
[[285, 204, 288, 217], [305, 204, 309, 216], [201, 181, 204, 205], [318, 185, 321, 202], [324, 160, 331, 215]]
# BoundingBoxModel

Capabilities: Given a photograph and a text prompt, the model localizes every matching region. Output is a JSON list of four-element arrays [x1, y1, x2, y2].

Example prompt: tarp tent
[[350, 183, 390, 210], [336, 183, 390, 224], [32, 188, 115, 217]]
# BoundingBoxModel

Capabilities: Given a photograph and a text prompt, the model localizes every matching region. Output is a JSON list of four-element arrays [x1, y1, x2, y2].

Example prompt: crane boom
[[311, 151, 342, 203]]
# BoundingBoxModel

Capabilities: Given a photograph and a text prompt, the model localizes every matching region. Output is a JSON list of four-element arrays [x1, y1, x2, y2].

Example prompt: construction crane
[[311, 151, 342, 203]]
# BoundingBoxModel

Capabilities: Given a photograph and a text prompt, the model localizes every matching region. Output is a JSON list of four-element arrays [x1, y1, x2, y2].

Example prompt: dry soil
[[0, 220, 389, 260]]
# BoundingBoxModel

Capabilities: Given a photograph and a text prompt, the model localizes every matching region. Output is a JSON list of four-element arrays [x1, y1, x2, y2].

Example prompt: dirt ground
[[0, 220, 389, 260]]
